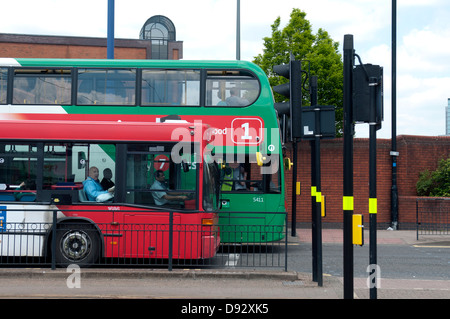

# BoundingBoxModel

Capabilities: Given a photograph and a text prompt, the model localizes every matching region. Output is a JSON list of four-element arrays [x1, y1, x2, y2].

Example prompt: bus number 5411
[[253, 196, 264, 203]]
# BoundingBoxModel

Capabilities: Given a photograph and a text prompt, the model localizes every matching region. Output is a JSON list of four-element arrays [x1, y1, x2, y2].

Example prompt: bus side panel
[[110, 213, 178, 259], [0, 204, 63, 257], [109, 212, 220, 260], [219, 194, 286, 243]]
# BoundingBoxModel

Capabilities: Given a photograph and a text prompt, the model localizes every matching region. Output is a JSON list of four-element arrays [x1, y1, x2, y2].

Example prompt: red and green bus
[[0, 118, 221, 266], [0, 58, 286, 243]]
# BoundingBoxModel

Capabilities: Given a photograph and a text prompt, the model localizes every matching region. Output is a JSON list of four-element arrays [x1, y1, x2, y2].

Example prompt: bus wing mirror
[[284, 157, 293, 170]]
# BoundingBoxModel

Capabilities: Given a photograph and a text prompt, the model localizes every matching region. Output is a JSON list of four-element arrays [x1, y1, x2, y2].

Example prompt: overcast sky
[[2, 0, 450, 138]]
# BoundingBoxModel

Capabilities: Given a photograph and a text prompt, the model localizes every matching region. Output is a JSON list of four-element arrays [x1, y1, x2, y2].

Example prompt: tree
[[253, 9, 344, 136], [416, 158, 450, 197]]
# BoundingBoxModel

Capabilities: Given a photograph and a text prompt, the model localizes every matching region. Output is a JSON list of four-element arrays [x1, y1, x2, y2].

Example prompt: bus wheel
[[55, 226, 100, 267]]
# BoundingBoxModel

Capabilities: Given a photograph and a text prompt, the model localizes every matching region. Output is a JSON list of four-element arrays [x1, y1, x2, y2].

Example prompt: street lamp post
[[107, 0, 115, 59]]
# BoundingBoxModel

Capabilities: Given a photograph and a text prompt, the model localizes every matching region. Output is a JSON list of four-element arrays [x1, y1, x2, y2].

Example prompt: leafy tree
[[253, 9, 344, 136], [416, 158, 450, 197]]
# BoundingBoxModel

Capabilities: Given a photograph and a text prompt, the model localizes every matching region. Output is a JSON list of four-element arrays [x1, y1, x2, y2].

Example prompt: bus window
[[77, 69, 136, 105], [42, 143, 116, 194], [205, 70, 260, 107], [13, 68, 71, 105], [125, 143, 197, 208], [0, 143, 37, 201], [219, 156, 280, 194], [141, 69, 200, 106], [0, 68, 7, 104]]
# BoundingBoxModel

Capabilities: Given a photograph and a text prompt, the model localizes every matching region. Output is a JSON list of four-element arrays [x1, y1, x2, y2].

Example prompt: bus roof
[[0, 119, 210, 143], [1, 58, 265, 75]]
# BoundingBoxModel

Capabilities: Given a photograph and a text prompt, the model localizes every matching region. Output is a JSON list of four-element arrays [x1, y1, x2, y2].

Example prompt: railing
[[0, 208, 287, 271], [416, 198, 450, 240]]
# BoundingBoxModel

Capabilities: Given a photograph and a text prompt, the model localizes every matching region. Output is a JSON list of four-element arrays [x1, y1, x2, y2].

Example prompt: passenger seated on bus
[[216, 91, 227, 106], [83, 166, 114, 202], [225, 88, 249, 106], [150, 170, 187, 206], [101, 168, 115, 190]]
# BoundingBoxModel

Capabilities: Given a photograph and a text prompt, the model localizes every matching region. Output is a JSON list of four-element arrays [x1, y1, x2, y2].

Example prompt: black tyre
[[55, 224, 100, 267]]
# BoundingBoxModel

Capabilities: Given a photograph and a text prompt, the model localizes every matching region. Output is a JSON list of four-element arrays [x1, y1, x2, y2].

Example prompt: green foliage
[[253, 9, 344, 136], [416, 158, 450, 197]]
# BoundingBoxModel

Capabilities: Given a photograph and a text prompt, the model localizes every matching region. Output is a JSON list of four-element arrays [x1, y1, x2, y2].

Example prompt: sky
[[1, 0, 450, 138]]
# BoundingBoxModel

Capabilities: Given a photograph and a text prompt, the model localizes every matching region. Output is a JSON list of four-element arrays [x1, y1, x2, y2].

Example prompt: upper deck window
[[13, 68, 71, 105], [77, 69, 136, 106], [205, 70, 260, 107], [0, 68, 7, 104], [141, 69, 200, 106]]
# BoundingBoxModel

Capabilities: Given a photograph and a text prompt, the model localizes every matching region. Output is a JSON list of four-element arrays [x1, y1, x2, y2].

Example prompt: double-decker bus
[[0, 118, 221, 266], [0, 58, 286, 243]]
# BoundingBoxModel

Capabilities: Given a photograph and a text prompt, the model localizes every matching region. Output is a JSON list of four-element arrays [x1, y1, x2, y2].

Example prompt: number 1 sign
[[231, 118, 263, 145]]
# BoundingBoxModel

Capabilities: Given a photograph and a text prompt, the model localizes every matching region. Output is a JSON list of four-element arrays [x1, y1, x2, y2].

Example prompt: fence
[[416, 198, 450, 240], [0, 208, 287, 271]]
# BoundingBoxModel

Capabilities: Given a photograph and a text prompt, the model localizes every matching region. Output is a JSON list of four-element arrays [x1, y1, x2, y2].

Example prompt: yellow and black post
[[343, 34, 355, 299], [310, 76, 323, 287]]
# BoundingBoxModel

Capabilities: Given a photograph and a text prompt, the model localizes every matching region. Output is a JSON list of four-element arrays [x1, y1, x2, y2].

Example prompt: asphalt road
[[288, 241, 450, 280]]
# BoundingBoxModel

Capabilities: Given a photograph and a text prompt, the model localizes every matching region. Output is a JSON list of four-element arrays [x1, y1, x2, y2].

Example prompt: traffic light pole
[[314, 105, 323, 287], [343, 34, 354, 299], [369, 76, 378, 299], [391, 0, 399, 230], [310, 76, 322, 286]]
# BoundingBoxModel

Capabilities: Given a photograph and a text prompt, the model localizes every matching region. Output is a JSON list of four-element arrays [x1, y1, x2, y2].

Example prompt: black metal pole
[[343, 34, 354, 299], [369, 129, 378, 299], [291, 139, 298, 237], [285, 213, 288, 272], [168, 211, 173, 271], [310, 76, 318, 283], [311, 139, 317, 282], [314, 105, 323, 287], [51, 210, 57, 270], [391, 0, 399, 230], [369, 77, 378, 299]]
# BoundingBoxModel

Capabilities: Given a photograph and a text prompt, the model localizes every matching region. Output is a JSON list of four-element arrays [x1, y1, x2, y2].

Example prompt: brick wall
[[284, 135, 450, 229], [0, 33, 182, 60], [0, 42, 148, 59]]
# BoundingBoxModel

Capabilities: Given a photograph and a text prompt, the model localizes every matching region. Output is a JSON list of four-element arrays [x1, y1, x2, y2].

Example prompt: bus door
[[115, 143, 198, 259]]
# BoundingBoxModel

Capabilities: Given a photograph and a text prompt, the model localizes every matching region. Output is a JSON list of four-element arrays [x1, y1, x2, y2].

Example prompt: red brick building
[[0, 15, 183, 60]]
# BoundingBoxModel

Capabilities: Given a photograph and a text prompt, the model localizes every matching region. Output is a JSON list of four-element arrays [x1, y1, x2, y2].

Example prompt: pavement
[[0, 229, 448, 300], [297, 228, 450, 299]]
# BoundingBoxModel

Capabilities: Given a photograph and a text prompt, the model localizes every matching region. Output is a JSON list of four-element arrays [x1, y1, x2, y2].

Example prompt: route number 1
[[231, 118, 263, 145]]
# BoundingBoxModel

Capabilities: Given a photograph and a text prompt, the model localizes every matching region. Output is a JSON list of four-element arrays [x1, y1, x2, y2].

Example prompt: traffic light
[[273, 59, 302, 140], [353, 64, 383, 129]]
